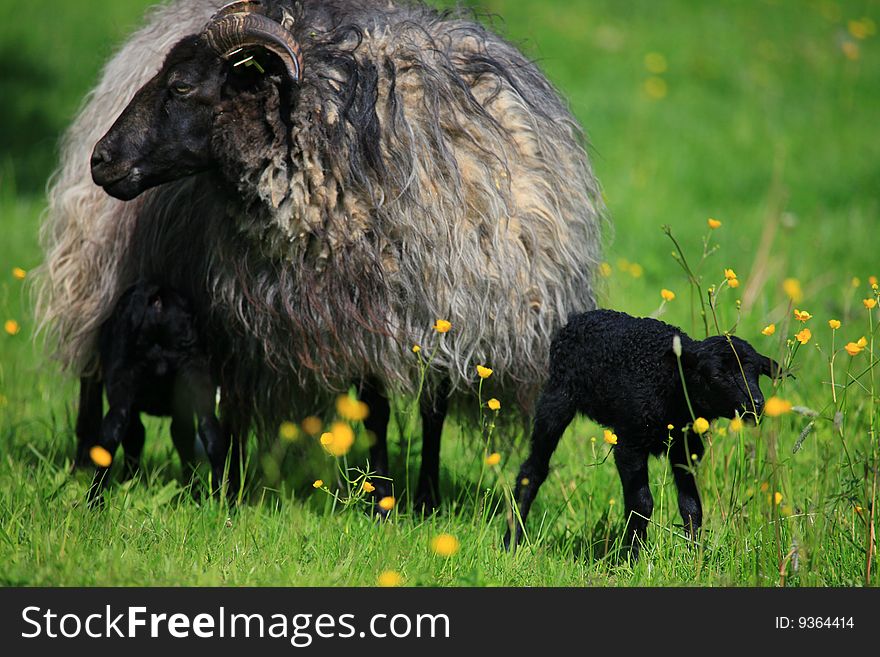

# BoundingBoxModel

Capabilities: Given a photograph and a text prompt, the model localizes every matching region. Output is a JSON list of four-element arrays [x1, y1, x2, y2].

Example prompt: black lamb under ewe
[[504, 309, 782, 555], [79, 283, 225, 505]]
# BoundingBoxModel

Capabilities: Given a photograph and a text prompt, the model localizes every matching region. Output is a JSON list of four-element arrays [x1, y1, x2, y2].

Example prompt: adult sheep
[[37, 0, 605, 510]]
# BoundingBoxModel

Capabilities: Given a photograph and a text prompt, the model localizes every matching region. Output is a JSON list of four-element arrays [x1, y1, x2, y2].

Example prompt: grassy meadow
[[0, 0, 878, 586]]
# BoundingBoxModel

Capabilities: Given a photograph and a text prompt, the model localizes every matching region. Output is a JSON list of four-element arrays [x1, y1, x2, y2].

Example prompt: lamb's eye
[[171, 82, 193, 95]]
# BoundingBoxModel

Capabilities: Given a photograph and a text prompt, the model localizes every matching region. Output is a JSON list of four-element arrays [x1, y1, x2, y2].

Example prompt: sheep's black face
[[92, 37, 227, 200], [682, 336, 779, 424]]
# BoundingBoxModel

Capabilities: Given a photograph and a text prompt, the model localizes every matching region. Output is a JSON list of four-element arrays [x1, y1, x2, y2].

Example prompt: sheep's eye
[[171, 82, 193, 95]]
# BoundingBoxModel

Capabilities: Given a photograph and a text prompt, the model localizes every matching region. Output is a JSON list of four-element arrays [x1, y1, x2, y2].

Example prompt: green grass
[[1, 0, 878, 586]]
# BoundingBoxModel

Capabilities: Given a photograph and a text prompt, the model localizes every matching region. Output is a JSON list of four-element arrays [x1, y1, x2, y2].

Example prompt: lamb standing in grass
[[504, 309, 782, 554], [82, 282, 225, 505]]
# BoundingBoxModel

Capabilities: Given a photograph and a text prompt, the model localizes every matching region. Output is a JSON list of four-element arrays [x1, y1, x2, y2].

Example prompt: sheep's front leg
[[614, 448, 653, 557], [669, 434, 703, 538], [359, 380, 392, 516], [503, 384, 576, 551], [414, 379, 450, 515]]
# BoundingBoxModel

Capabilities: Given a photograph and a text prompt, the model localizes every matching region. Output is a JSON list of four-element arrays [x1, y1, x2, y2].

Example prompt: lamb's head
[[677, 335, 781, 424], [91, 1, 302, 200]]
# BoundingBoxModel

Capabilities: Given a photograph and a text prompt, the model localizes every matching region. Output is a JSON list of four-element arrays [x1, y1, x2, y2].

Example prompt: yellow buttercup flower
[[362, 481, 376, 494], [485, 452, 501, 466], [724, 268, 737, 281], [377, 570, 402, 587], [783, 278, 803, 303], [278, 421, 299, 441], [774, 492, 783, 505], [599, 262, 612, 277], [433, 319, 451, 333], [643, 76, 667, 99], [693, 417, 710, 434], [761, 324, 776, 336], [476, 365, 493, 379], [828, 319, 841, 330], [4, 320, 20, 336], [430, 533, 460, 557], [729, 416, 744, 432], [628, 262, 644, 278], [644, 52, 668, 74], [793, 309, 812, 322], [728, 278, 740, 289], [378, 496, 395, 511], [857, 336, 868, 348], [764, 396, 792, 417], [844, 342, 863, 356], [336, 395, 369, 421], [870, 275, 878, 286], [603, 429, 618, 445], [660, 289, 676, 301], [12, 267, 26, 280], [707, 218, 722, 229], [412, 344, 421, 354], [864, 298, 877, 310], [89, 446, 113, 468], [302, 416, 323, 436], [487, 398, 501, 411], [312, 479, 324, 489], [320, 422, 356, 457], [795, 328, 811, 345]]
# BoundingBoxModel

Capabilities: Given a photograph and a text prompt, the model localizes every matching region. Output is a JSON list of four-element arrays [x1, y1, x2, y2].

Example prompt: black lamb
[[504, 309, 782, 555], [78, 282, 226, 505]]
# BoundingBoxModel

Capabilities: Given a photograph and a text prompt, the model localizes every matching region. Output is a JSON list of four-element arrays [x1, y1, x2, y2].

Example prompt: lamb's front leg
[[613, 447, 653, 557], [669, 433, 703, 538], [88, 377, 136, 507]]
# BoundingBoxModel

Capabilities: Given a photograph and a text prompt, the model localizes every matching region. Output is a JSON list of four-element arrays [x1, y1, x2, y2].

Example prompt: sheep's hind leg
[[503, 385, 576, 551], [359, 380, 392, 517], [614, 448, 653, 559], [414, 379, 450, 515], [669, 435, 703, 539]]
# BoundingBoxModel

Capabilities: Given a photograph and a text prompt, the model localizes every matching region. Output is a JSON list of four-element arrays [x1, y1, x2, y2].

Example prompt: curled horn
[[203, 3, 303, 83]]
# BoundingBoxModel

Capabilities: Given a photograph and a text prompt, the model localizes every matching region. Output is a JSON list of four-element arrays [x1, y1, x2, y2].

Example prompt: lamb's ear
[[667, 335, 700, 371], [761, 355, 792, 380], [127, 289, 148, 330]]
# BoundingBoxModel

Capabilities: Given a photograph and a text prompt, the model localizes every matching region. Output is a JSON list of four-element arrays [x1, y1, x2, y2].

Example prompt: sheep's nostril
[[91, 145, 110, 168]]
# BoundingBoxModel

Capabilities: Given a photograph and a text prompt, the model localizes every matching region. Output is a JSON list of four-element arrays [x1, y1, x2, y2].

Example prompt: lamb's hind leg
[[669, 434, 704, 539], [503, 384, 576, 551]]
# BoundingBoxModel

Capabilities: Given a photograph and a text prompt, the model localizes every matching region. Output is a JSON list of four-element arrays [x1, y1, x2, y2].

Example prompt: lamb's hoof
[[413, 491, 440, 516], [86, 490, 106, 510]]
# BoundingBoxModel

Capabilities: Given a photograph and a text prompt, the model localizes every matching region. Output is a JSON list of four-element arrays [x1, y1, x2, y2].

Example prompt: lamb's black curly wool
[[77, 283, 226, 505], [504, 309, 781, 555]]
